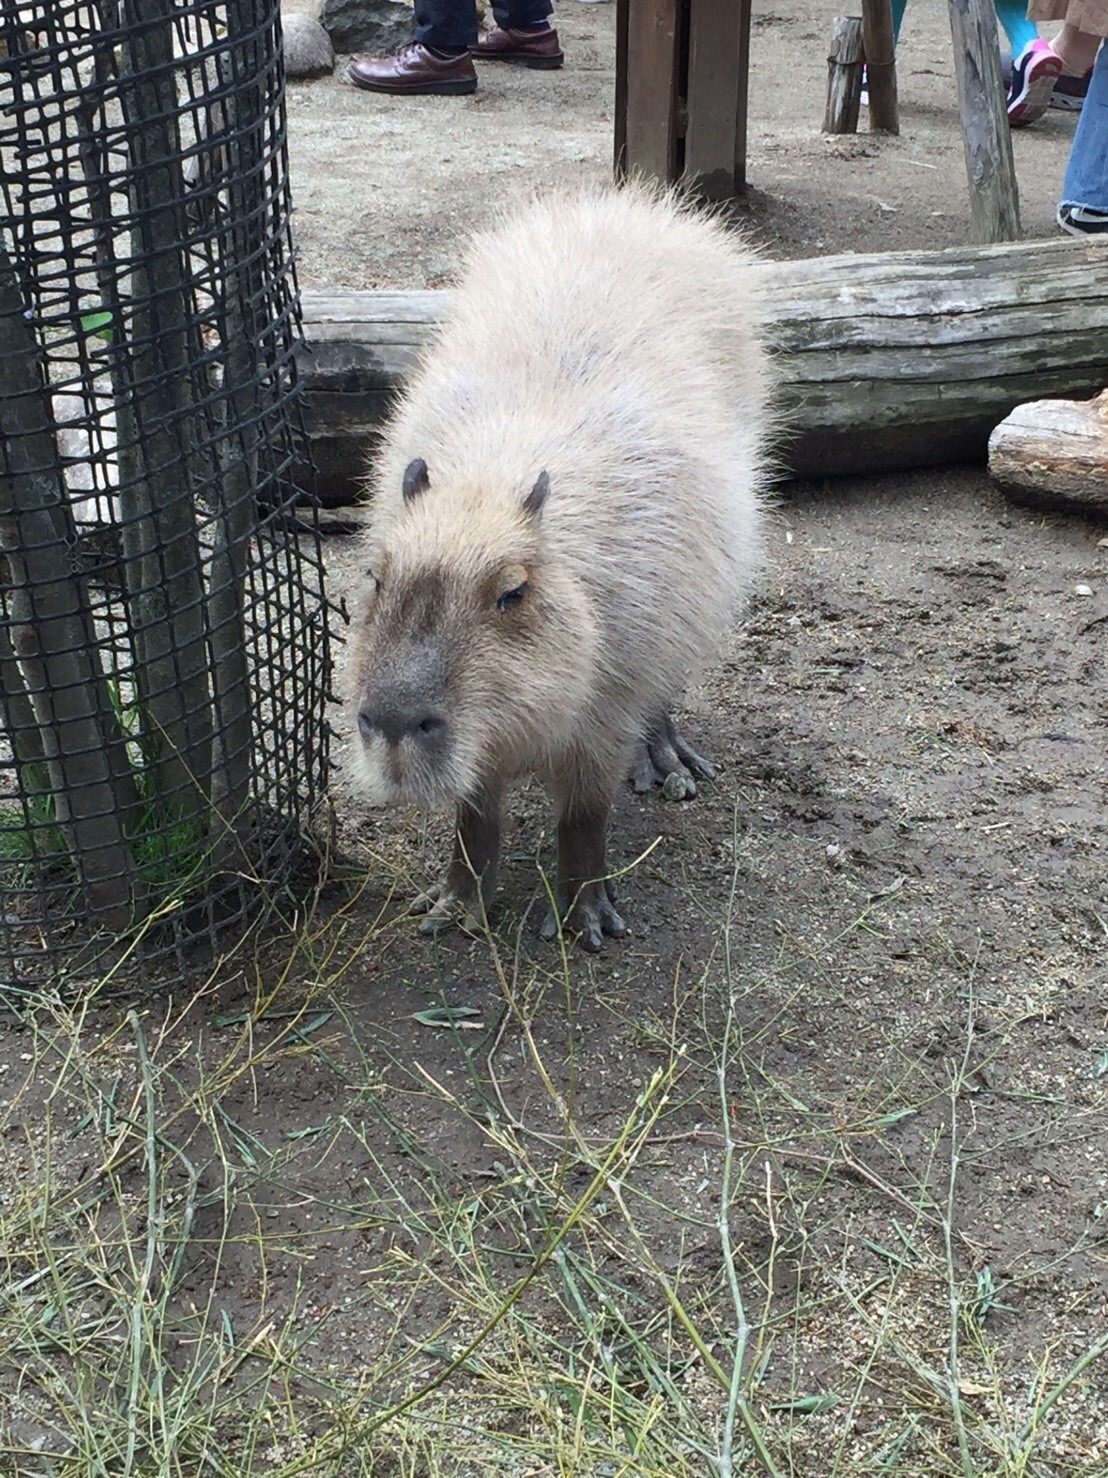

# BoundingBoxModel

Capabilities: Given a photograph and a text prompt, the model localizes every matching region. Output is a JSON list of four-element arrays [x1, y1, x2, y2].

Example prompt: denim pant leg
[[491, 0, 554, 28], [1061, 39, 1108, 210], [413, 0, 479, 48]]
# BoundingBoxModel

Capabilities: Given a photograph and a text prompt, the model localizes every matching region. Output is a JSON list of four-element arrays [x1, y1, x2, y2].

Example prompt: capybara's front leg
[[540, 796, 626, 953], [416, 781, 503, 935]]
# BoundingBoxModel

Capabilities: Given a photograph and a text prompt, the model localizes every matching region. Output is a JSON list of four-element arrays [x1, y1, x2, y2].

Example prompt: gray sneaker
[[1050, 72, 1088, 111], [1057, 203, 1108, 237]]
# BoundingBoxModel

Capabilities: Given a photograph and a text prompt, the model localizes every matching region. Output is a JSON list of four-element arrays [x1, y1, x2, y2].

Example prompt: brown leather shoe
[[470, 25, 563, 69], [347, 42, 477, 95]]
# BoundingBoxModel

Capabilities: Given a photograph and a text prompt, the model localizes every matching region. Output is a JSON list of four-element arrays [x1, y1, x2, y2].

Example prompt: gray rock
[[320, 0, 414, 55], [283, 13, 335, 77]]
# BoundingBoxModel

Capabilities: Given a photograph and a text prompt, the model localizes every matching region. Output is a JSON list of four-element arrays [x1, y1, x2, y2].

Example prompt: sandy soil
[[283, 0, 1080, 289], [288, 4, 1107, 1464]]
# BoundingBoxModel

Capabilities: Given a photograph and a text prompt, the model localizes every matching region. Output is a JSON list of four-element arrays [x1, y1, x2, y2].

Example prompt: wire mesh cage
[[0, 0, 334, 987]]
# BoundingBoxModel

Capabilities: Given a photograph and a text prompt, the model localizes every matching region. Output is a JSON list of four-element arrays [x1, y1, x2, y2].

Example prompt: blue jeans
[[1061, 40, 1108, 211], [413, 0, 553, 49]]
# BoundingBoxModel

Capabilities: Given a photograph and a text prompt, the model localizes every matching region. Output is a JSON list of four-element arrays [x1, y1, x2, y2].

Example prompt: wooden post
[[824, 16, 864, 134], [615, 0, 680, 184], [861, 0, 898, 133], [614, 0, 629, 176], [947, 0, 1020, 242], [683, 0, 753, 197]]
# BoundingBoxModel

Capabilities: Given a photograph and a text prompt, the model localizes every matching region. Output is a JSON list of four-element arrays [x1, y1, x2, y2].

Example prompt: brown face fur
[[348, 469, 597, 810]]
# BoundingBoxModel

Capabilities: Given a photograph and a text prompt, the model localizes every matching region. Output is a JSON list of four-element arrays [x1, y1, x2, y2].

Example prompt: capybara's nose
[[358, 700, 447, 749]]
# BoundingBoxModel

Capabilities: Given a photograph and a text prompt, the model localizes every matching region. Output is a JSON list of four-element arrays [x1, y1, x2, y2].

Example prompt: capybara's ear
[[402, 458, 430, 501], [523, 470, 549, 518]]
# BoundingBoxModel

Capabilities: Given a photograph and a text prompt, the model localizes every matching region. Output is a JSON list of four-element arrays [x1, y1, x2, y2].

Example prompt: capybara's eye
[[496, 581, 528, 613]]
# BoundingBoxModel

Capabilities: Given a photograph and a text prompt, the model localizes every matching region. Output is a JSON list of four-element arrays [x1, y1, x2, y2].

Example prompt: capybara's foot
[[413, 883, 482, 937], [631, 712, 716, 800], [540, 878, 626, 953]]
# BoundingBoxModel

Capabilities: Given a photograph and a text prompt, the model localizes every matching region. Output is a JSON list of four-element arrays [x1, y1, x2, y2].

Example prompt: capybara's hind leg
[[540, 794, 626, 953], [416, 782, 503, 935], [630, 711, 717, 800]]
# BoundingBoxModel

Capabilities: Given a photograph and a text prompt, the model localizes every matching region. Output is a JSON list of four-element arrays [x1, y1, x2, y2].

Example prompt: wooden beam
[[296, 239, 1108, 494], [947, 0, 1020, 243], [616, 0, 680, 184], [613, 0, 629, 177], [684, 0, 751, 197]]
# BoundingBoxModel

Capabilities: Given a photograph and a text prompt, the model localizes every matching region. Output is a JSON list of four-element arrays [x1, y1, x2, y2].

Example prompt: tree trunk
[[114, 0, 213, 819], [0, 252, 143, 927], [861, 0, 898, 133]]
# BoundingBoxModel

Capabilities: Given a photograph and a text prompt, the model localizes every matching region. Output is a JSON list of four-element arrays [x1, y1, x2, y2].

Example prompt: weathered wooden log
[[296, 237, 1108, 498], [947, 0, 1020, 243], [823, 16, 864, 134], [861, 0, 898, 133], [988, 389, 1108, 515]]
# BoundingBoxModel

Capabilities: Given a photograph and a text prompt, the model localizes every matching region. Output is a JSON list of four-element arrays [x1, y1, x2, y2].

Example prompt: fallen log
[[296, 237, 1108, 502], [988, 388, 1108, 516]]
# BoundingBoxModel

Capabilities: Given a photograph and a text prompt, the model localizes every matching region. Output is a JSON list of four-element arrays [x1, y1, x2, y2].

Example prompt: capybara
[[349, 182, 774, 949]]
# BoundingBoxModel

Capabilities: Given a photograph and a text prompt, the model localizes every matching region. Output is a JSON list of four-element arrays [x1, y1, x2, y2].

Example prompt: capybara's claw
[[411, 883, 447, 917], [414, 886, 481, 937], [540, 879, 626, 952]]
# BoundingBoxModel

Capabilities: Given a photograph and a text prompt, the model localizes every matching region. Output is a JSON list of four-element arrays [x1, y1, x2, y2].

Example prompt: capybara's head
[[349, 459, 596, 809]]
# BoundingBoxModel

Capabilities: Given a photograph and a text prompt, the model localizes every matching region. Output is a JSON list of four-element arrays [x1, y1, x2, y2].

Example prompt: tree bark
[[0, 252, 143, 926], [115, 0, 213, 819], [861, 0, 898, 133]]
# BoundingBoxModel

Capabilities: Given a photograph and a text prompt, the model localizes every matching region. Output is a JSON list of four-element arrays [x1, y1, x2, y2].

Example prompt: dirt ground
[[2, 4, 1107, 1474], [294, 3, 1107, 1467], [284, 0, 1080, 288]]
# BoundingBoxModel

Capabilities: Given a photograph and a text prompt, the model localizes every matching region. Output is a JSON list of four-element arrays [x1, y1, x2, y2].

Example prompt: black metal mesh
[[0, 0, 333, 985]]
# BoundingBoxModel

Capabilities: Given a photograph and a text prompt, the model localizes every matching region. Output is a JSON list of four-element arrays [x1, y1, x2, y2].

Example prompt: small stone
[[283, 13, 334, 78], [1074, 584, 1094, 596], [1098, 537, 1108, 548], [662, 770, 695, 802]]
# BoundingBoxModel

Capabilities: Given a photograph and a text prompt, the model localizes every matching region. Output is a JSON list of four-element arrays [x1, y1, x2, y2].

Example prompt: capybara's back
[[351, 182, 775, 949]]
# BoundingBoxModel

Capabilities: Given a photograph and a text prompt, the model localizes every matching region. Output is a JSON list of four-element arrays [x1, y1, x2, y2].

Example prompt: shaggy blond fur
[[348, 180, 775, 945]]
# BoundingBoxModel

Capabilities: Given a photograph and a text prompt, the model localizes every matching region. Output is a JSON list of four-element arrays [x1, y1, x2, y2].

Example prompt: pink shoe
[[1007, 39, 1063, 127]]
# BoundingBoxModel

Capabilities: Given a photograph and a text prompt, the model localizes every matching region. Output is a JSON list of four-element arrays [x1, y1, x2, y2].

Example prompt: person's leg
[[413, 0, 479, 50], [1052, 21, 1103, 75], [893, 0, 1036, 57], [348, 0, 479, 92], [1007, 7, 1062, 126], [494, 0, 554, 28], [475, 0, 562, 66], [1060, 38, 1108, 223], [994, 0, 1036, 56]]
